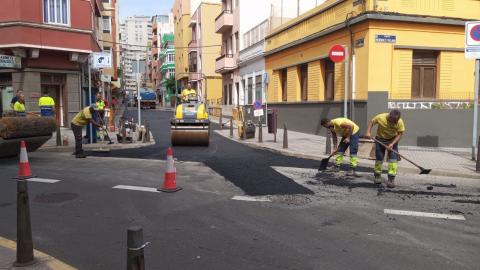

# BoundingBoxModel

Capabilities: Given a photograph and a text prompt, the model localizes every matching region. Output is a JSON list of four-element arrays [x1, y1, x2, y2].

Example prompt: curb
[[0, 236, 76, 270], [214, 130, 480, 180]]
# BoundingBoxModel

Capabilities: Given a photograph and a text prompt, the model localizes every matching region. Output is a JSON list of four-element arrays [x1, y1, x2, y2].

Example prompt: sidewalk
[[0, 236, 76, 270], [211, 116, 480, 179], [39, 105, 155, 152]]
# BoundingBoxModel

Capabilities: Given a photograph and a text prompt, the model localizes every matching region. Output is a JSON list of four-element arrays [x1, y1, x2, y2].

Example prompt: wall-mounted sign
[[355, 38, 365, 48], [375, 35, 396, 43], [465, 21, 480, 59], [0, 54, 21, 69], [92, 52, 112, 68]]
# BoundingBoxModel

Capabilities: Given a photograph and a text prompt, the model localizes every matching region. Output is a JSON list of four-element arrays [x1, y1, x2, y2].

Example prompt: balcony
[[215, 54, 236, 73], [215, 10, 233, 34]]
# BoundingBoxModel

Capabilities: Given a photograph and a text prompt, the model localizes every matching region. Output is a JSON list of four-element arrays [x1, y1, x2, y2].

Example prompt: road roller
[[170, 95, 210, 146]]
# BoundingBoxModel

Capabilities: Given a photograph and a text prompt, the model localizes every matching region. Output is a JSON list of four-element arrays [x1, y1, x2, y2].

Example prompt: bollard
[[127, 226, 147, 270], [145, 121, 150, 143], [14, 180, 35, 267], [219, 111, 223, 130], [56, 125, 62, 146], [283, 123, 288, 149], [477, 136, 480, 172], [325, 129, 332, 155], [258, 122, 263, 143], [229, 118, 233, 138], [242, 121, 247, 140]]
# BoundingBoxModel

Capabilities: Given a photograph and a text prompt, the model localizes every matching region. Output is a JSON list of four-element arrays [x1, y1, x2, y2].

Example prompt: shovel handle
[[371, 137, 423, 169]]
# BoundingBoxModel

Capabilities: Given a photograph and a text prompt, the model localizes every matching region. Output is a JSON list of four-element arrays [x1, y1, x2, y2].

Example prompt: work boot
[[373, 173, 382, 184], [347, 168, 360, 177], [75, 152, 87, 158], [386, 175, 396, 188]]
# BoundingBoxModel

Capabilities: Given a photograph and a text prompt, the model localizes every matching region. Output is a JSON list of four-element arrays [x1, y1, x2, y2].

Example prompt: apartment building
[[189, 1, 223, 103], [173, 0, 192, 89], [160, 34, 175, 105], [119, 16, 152, 95], [99, 0, 120, 98], [0, 0, 103, 126], [149, 14, 174, 91]]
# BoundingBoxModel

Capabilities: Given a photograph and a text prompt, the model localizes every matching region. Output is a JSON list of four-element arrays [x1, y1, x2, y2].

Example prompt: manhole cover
[[34, 192, 79, 204]]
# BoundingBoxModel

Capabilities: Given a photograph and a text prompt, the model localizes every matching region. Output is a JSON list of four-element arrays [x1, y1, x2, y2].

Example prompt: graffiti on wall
[[388, 101, 474, 110]]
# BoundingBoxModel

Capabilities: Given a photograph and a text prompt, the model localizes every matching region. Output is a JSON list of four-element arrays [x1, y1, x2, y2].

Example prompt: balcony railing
[[215, 54, 236, 73], [215, 10, 233, 34]]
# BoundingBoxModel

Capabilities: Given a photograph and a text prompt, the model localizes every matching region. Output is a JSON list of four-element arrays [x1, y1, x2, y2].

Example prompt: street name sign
[[0, 54, 21, 69]]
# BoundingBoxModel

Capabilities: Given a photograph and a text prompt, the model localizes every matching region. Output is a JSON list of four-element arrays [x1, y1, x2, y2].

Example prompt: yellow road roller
[[171, 95, 210, 146]]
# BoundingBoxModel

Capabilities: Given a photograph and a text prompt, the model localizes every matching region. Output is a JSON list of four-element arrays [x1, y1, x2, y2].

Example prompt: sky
[[119, 0, 174, 19]]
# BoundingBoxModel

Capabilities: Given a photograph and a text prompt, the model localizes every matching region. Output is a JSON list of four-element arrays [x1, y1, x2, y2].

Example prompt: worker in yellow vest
[[38, 92, 55, 117], [71, 105, 103, 158], [181, 83, 197, 102], [95, 93, 106, 118], [13, 94, 26, 117]]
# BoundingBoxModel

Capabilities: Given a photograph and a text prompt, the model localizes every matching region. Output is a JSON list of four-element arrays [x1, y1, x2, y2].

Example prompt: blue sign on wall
[[375, 35, 397, 43]]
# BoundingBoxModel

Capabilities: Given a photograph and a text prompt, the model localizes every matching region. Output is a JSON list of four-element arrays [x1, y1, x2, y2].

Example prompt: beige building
[[173, 0, 192, 89]]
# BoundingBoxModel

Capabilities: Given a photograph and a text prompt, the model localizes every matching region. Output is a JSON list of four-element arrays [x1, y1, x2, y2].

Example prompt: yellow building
[[263, 0, 480, 147], [100, 0, 120, 92], [188, 2, 223, 104], [173, 0, 192, 88]]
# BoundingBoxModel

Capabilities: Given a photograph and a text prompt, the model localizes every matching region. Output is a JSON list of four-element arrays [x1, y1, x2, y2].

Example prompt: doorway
[[41, 84, 64, 126]]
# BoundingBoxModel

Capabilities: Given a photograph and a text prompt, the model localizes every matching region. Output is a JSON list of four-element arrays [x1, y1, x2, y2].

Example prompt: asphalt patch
[[452, 199, 480, 205], [33, 192, 79, 204]]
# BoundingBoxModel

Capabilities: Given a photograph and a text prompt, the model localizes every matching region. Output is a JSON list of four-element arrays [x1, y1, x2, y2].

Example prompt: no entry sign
[[329, 45, 346, 62]]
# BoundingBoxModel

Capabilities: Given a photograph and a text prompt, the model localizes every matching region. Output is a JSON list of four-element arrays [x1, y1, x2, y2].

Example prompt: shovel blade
[[420, 168, 432, 175], [318, 158, 330, 171]]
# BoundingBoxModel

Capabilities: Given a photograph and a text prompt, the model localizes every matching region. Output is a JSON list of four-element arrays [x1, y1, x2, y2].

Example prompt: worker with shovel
[[71, 105, 103, 158], [320, 117, 360, 176], [365, 109, 405, 188]]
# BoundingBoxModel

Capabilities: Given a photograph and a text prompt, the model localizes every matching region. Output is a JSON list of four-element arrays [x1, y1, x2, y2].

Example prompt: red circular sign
[[471, 25, 480, 42], [329, 45, 346, 63]]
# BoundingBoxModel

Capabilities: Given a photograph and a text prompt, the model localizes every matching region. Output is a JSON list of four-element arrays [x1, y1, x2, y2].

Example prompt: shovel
[[318, 151, 338, 171], [372, 138, 431, 175]]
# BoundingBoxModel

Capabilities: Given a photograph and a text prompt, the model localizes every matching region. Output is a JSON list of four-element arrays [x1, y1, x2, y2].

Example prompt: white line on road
[[27, 178, 61, 184], [384, 209, 466, 220], [232, 195, 271, 202], [113, 185, 159, 193]]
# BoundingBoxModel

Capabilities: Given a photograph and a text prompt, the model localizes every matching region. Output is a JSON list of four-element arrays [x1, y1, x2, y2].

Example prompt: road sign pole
[[473, 59, 480, 160], [344, 46, 349, 118]]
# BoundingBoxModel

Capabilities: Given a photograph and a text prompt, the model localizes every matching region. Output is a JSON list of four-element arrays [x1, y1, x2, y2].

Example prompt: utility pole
[[472, 59, 480, 160], [88, 55, 93, 143], [137, 53, 141, 125]]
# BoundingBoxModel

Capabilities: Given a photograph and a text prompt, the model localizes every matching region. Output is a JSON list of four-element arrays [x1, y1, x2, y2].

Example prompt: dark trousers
[[375, 137, 398, 162], [71, 123, 83, 154]]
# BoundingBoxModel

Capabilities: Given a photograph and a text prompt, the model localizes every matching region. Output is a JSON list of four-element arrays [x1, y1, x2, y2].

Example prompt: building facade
[[160, 34, 175, 105], [100, 0, 120, 99], [264, 0, 480, 147], [173, 0, 192, 89], [0, 0, 102, 126], [119, 16, 152, 95], [189, 2, 223, 104], [149, 14, 174, 91]]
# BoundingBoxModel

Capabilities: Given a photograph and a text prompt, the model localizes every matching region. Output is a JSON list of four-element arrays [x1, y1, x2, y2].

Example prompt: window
[[281, 69, 287, 102], [412, 50, 438, 99], [44, 0, 69, 25], [103, 16, 111, 33], [223, 85, 228, 105], [255, 75, 262, 103], [102, 0, 110, 3], [228, 84, 233, 105], [189, 52, 197, 72], [192, 25, 197, 41], [103, 46, 111, 53], [247, 77, 253, 104], [324, 59, 335, 101], [235, 32, 239, 53], [299, 64, 308, 101]]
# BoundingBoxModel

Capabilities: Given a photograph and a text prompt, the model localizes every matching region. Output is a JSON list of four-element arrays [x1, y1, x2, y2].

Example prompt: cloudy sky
[[119, 0, 174, 19]]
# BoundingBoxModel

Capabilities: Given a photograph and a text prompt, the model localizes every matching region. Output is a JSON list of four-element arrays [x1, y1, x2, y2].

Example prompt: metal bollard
[[219, 111, 223, 130], [14, 180, 35, 267], [229, 118, 233, 138], [283, 123, 288, 149], [56, 125, 62, 146], [477, 136, 480, 172], [325, 129, 332, 155], [145, 121, 150, 143], [258, 122, 263, 143], [127, 226, 147, 270], [242, 121, 247, 140]]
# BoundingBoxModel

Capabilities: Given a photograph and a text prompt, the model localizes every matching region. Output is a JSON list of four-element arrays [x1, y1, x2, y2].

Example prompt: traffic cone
[[17, 141, 34, 179], [158, 147, 182, 193]]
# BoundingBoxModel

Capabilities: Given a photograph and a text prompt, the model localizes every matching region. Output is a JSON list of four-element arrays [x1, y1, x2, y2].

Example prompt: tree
[[163, 77, 176, 94]]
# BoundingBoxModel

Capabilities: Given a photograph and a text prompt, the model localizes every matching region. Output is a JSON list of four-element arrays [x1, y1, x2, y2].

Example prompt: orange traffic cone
[[158, 147, 182, 193], [17, 141, 35, 179]]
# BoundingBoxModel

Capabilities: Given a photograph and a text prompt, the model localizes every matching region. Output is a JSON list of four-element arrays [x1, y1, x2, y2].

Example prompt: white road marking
[[384, 209, 466, 220], [232, 195, 271, 202], [27, 178, 61, 184], [113, 185, 159, 193]]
